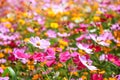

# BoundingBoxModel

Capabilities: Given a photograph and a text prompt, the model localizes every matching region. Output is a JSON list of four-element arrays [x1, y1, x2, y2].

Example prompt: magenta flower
[[45, 48, 56, 67], [13, 48, 30, 60], [29, 36, 50, 49], [59, 51, 71, 62], [91, 73, 103, 80], [107, 54, 120, 66], [32, 53, 45, 62], [73, 55, 86, 70]]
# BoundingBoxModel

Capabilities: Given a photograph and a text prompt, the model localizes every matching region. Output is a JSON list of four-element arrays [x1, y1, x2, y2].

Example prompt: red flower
[[89, 45, 101, 52], [9, 41, 17, 48]]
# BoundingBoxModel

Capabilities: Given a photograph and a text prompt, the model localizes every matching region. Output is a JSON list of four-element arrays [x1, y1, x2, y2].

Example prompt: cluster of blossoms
[[0, 0, 120, 80]]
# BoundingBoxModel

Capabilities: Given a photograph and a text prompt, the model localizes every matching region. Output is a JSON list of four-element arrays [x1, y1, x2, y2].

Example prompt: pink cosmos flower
[[0, 59, 6, 64], [111, 23, 120, 30], [116, 74, 120, 80], [0, 23, 9, 33], [0, 77, 9, 80], [45, 48, 56, 67], [79, 55, 97, 71], [57, 32, 70, 37], [89, 30, 114, 47], [91, 73, 103, 80], [12, 48, 30, 63], [99, 54, 107, 61], [33, 15, 45, 25], [29, 36, 50, 49], [68, 23, 75, 29], [32, 48, 56, 67], [107, 54, 120, 66], [32, 53, 45, 62], [46, 30, 57, 38], [59, 51, 71, 62], [0, 67, 3, 73], [27, 27, 34, 33]]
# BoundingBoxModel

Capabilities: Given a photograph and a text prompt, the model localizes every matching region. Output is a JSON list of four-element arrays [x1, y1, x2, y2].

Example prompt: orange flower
[[0, 53, 4, 58], [81, 75, 87, 80], [32, 74, 39, 80], [102, 47, 111, 53]]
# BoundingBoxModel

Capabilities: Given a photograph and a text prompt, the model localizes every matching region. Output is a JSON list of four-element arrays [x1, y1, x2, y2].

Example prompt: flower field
[[0, 0, 120, 80]]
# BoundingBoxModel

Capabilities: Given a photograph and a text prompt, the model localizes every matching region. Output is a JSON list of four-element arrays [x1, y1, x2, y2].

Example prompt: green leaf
[[2, 67, 16, 80], [50, 38, 58, 45]]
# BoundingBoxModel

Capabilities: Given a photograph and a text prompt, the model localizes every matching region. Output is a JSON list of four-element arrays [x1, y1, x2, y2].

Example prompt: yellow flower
[[34, 28, 39, 32], [92, 2, 99, 11], [27, 60, 34, 65], [63, 77, 68, 80], [99, 70, 105, 74], [93, 16, 100, 22], [71, 17, 84, 23], [109, 77, 117, 80], [90, 70, 97, 73], [96, 10, 103, 15], [102, 47, 111, 53], [63, 11, 70, 16], [60, 45, 65, 50], [18, 19, 25, 25], [0, 53, 4, 58], [70, 72, 78, 76], [117, 43, 120, 47], [7, 17, 14, 22], [78, 50, 86, 55], [104, 78, 108, 80], [4, 48, 12, 53], [59, 39, 68, 46], [50, 22, 59, 29], [1, 65, 6, 70], [28, 65, 34, 70], [105, 40, 112, 44], [99, 25, 103, 34], [10, 28, 14, 33], [83, 72, 88, 75], [22, 12, 28, 17], [1, 18, 7, 22], [4, 23, 11, 29], [47, 9, 55, 17], [24, 38, 30, 42]]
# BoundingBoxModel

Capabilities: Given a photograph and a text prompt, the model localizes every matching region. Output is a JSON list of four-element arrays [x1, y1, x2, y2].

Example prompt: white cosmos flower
[[77, 43, 93, 54], [79, 56, 97, 71], [29, 36, 50, 49], [89, 34, 110, 47]]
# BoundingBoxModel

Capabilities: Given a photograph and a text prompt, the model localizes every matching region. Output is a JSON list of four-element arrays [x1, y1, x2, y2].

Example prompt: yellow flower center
[[36, 42, 40, 46]]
